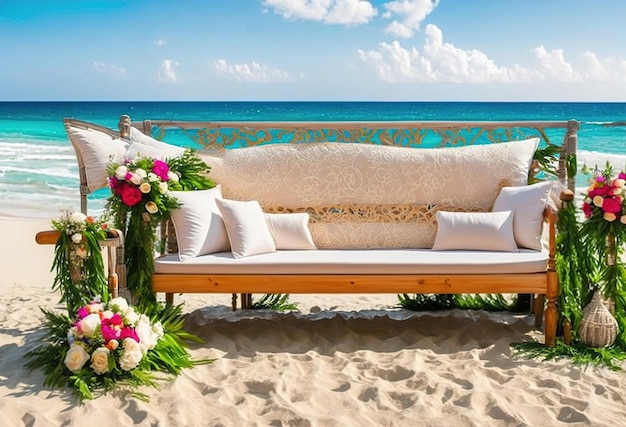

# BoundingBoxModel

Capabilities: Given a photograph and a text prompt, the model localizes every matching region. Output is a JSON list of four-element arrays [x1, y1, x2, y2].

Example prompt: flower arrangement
[[64, 298, 163, 375], [580, 163, 626, 347], [51, 210, 110, 313], [106, 150, 214, 311], [581, 167, 626, 225], [26, 297, 208, 401]]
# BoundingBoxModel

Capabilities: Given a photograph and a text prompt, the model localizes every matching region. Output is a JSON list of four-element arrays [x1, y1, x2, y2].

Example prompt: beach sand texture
[[1, 218, 626, 426]]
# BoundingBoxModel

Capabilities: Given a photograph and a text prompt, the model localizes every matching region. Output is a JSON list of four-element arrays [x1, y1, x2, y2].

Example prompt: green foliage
[[512, 339, 626, 371], [51, 212, 110, 313], [397, 293, 514, 312], [532, 143, 562, 181], [250, 294, 299, 311], [556, 199, 595, 335]]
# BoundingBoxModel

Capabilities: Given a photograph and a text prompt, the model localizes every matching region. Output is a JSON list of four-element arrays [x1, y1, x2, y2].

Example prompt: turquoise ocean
[[1, 101, 625, 219]]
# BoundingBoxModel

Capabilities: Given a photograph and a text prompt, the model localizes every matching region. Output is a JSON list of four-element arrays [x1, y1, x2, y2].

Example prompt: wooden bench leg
[[545, 271, 558, 347], [166, 292, 174, 305], [533, 294, 545, 328], [232, 293, 238, 311]]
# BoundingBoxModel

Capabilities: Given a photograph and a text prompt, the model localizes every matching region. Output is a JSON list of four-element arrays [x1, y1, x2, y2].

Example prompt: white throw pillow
[[169, 186, 230, 261], [265, 213, 317, 250], [65, 125, 128, 192], [126, 127, 186, 159], [432, 211, 518, 252], [216, 199, 277, 258], [493, 181, 553, 251]]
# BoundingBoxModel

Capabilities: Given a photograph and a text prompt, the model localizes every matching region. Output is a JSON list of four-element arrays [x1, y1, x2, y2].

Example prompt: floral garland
[[581, 163, 626, 347], [51, 211, 110, 313], [106, 150, 214, 312]]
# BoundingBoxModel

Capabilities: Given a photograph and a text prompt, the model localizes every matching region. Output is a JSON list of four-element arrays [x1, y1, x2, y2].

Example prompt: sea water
[[1, 101, 625, 219]]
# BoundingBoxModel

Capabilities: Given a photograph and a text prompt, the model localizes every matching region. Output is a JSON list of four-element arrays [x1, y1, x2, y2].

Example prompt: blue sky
[[1, 0, 625, 101]]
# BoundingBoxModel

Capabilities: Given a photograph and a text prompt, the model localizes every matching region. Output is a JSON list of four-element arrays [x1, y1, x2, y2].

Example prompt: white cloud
[[359, 24, 626, 85], [214, 59, 292, 83], [263, 0, 377, 25], [154, 39, 166, 47], [158, 60, 178, 83], [92, 62, 127, 77], [532, 45, 582, 82], [383, 0, 439, 38]]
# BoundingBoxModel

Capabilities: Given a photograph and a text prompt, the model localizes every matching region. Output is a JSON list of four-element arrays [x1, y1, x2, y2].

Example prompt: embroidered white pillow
[[493, 181, 553, 251], [432, 211, 518, 252], [216, 199, 277, 258], [169, 186, 230, 261], [265, 213, 317, 250], [65, 125, 128, 192]]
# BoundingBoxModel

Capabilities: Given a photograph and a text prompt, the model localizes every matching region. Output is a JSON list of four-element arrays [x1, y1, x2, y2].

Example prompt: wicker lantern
[[579, 292, 618, 348]]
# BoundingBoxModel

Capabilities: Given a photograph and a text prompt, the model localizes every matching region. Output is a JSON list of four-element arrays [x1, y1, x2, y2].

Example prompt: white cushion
[[65, 125, 128, 192], [432, 211, 518, 252], [126, 127, 186, 159], [265, 213, 317, 250], [169, 186, 230, 261], [154, 248, 548, 275], [493, 181, 553, 250], [216, 199, 277, 258]]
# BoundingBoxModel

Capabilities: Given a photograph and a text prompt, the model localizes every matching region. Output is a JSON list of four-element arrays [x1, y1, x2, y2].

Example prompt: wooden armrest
[[36, 229, 123, 246]]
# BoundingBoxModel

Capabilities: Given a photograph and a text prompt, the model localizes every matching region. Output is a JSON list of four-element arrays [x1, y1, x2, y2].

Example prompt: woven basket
[[579, 292, 618, 348]]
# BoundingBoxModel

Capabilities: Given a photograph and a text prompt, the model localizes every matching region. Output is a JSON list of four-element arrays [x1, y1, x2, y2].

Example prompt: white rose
[[101, 310, 114, 320], [147, 172, 159, 182], [139, 182, 152, 194], [616, 179, 625, 188], [119, 350, 143, 371], [128, 172, 142, 186], [69, 212, 87, 224], [152, 322, 164, 340], [79, 313, 101, 338], [64, 344, 90, 373], [109, 297, 129, 312], [115, 165, 128, 180], [71, 233, 83, 244], [120, 338, 143, 371], [124, 307, 139, 325], [158, 182, 168, 194], [167, 171, 179, 182], [90, 347, 110, 375], [135, 168, 147, 179], [136, 316, 157, 352]]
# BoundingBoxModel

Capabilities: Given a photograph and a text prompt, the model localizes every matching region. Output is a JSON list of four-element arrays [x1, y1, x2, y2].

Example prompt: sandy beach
[[1, 217, 625, 426]]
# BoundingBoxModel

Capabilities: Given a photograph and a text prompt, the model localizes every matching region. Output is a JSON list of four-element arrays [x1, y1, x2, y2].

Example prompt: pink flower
[[152, 160, 170, 182], [77, 306, 89, 319], [590, 184, 611, 197], [101, 314, 124, 342], [120, 326, 140, 343], [109, 176, 119, 189], [602, 196, 623, 214], [117, 182, 143, 207], [619, 172, 626, 180], [582, 202, 592, 218]]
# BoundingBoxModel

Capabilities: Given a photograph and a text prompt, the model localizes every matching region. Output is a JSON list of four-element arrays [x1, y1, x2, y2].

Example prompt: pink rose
[[152, 160, 170, 182], [109, 176, 119, 189], [582, 202, 592, 218], [619, 172, 626, 180], [590, 184, 611, 197], [117, 182, 142, 207], [602, 196, 623, 214]]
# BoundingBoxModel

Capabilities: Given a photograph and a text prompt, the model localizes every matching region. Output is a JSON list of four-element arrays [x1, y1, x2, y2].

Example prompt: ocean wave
[[577, 150, 626, 168]]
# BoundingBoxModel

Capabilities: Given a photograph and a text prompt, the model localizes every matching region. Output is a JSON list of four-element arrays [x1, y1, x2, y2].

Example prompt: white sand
[[1, 218, 625, 426]]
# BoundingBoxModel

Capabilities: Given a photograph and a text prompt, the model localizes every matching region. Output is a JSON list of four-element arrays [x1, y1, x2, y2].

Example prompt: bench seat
[[154, 249, 548, 275]]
